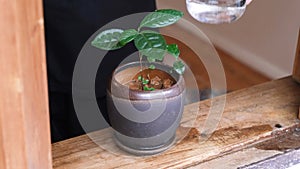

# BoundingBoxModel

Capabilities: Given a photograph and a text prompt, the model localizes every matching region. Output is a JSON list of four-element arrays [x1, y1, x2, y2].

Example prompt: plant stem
[[139, 52, 143, 72]]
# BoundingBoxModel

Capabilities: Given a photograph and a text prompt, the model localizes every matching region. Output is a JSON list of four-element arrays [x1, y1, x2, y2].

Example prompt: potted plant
[[91, 9, 186, 155]]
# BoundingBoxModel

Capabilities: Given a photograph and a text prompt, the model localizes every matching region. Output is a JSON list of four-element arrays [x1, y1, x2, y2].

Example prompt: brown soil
[[128, 68, 176, 91]]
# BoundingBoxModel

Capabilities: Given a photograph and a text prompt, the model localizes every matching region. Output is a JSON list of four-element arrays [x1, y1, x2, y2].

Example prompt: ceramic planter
[[107, 61, 185, 155]]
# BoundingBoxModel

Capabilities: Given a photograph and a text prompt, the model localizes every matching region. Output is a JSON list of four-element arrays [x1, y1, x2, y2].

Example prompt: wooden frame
[[293, 29, 300, 83], [0, 0, 52, 168]]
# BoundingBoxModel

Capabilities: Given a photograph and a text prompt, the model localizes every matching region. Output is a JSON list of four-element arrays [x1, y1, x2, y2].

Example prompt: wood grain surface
[[293, 29, 300, 83], [52, 77, 300, 169], [0, 0, 52, 168], [190, 124, 300, 169]]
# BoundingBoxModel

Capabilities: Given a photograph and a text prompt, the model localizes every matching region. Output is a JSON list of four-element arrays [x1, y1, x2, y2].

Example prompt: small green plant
[[91, 9, 185, 75]]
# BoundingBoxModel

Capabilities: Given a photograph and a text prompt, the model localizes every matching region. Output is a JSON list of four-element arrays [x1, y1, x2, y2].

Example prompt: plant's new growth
[[91, 9, 185, 75]]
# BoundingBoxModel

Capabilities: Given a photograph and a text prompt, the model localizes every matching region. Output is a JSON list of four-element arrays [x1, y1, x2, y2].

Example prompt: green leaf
[[138, 76, 142, 81], [139, 9, 184, 29], [134, 31, 167, 62], [119, 29, 138, 45], [173, 60, 185, 75], [142, 78, 149, 85], [167, 44, 180, 59], [149, 64, 155, 69], [143, 86, 155, 91], [91, 29, 124, 50], [147, 56, 156, 62]]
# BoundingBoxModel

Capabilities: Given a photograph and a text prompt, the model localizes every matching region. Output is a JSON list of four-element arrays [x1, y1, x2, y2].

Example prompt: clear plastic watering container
[[186, 0, 247, 24]]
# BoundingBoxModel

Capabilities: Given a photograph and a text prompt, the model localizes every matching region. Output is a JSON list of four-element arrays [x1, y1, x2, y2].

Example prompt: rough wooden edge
[[0, 0, 52, 168], [293, 28, 300, 83]]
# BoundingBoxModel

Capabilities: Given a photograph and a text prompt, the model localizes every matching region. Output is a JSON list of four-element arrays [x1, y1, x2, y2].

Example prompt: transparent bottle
[[186, 0, 247, 24]]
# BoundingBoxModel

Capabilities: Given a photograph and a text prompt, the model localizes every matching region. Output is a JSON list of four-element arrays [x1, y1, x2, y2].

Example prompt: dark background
[[43, 0, 156, 142]]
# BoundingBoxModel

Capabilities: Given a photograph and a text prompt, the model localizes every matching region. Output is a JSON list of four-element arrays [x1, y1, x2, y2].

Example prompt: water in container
[[186, 0, 246, 24]]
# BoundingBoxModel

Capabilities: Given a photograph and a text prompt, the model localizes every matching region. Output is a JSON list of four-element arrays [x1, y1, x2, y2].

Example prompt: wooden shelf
[[52, 77, 300, 169]]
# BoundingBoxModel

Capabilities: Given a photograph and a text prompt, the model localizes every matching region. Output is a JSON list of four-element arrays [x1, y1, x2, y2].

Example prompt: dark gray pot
[[107, 62, 185, 155]]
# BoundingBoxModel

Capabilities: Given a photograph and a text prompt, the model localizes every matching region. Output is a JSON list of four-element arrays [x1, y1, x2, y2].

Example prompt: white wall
[[156, 0, 300, 79]]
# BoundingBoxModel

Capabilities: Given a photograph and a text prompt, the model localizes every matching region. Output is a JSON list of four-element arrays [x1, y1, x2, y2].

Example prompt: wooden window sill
[[52, 77, 300, 169]]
